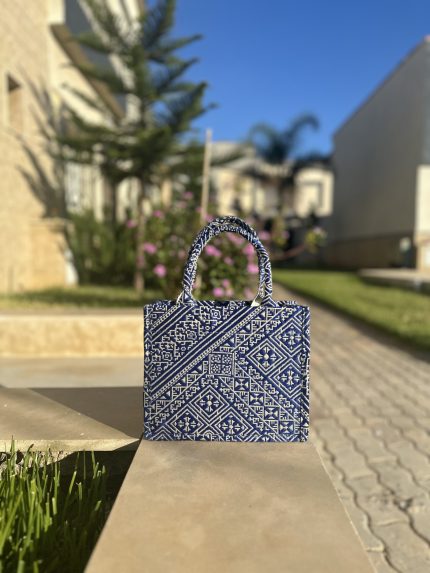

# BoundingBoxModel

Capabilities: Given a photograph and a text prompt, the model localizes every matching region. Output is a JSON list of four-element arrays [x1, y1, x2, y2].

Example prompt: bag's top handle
[[179, 216, 273, 304]]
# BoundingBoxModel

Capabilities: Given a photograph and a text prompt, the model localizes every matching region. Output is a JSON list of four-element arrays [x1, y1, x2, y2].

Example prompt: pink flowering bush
[[143, 242, 157, 254], [197, 229, 259, 300], [141, 197, 327, 299], [141, 197, 259, 300], [141, 196, 199, 299], [247, 262, 259, 275], [153, 264, 167, 278]]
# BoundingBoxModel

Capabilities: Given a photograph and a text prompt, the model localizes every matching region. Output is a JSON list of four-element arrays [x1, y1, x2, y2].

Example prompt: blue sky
[[173, 0, 430, 153]]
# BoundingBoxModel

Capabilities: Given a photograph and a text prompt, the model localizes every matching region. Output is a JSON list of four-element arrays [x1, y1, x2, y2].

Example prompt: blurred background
[[1, 0, 430, 304]]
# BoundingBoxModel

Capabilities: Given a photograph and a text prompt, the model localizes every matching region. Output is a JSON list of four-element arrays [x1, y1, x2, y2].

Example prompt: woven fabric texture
[[144, 216, 310, 442]]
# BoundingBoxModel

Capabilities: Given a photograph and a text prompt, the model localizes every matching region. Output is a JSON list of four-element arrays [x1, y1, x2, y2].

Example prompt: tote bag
[[144, 216, 310, 442]]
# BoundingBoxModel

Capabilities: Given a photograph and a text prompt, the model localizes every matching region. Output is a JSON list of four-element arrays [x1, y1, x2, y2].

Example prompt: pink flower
[[126, 219, 137, 228], [259, 230, 271, 241], [153, 264, 167, 278], [247, 263, 259, 275], [224, 256, 233, 266], [222, 278, 230, 288], [213, 287, 224, 297], [178, 249, 186, 259], [143, 243, 157, 254], [205, 214, 213, 222], [184, 191, 193, 200], [206, 245, 221, 257], [228, 233, 244, 246], [243, 243, 255, 256], [153, 210, 163, 218], [225, 288, 234, 298]]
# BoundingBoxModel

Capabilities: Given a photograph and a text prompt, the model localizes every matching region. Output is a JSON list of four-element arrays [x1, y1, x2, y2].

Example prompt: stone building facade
[[0, 0, 140, 293]]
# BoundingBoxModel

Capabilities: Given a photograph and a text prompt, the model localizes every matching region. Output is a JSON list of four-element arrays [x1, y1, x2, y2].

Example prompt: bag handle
[[179, 216, 273, 304], [185, 217, 267, 298]]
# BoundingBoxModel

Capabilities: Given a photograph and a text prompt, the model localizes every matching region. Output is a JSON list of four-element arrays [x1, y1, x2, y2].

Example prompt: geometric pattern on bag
[[144, 216, 310, 442]]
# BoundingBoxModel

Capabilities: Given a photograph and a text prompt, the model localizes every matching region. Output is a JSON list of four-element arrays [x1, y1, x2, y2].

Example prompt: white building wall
[[294, 168, 333, 219], [330, 40, 430, 268], [415, 165, 430, 269]]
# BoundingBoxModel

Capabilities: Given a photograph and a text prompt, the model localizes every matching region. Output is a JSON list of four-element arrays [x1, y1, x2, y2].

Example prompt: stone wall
[[325, 233, 415, 269], [0, 0, 114, 293], [0, 0, 65, 293]]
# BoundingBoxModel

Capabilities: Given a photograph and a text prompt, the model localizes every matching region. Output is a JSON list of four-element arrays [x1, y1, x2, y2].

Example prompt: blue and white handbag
[[144, 216, 310, 442]]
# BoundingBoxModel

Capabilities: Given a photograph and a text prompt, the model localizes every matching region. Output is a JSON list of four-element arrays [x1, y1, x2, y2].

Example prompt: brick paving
[[275, 285, 430, 573]]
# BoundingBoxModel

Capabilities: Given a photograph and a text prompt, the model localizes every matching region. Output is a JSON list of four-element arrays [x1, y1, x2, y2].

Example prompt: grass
[[0, 444, 107, 573], [273, 269, 430, 350], [0, 285, 161, 310]]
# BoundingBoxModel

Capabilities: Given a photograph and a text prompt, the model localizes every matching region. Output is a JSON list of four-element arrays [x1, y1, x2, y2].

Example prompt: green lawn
[[0, 285, 161, 310], [273, 269, 430, 350]]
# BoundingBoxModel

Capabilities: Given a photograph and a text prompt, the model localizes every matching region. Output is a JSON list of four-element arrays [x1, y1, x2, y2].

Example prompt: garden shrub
[[140, 195, 259, 300], [68, 211, 135, 286]]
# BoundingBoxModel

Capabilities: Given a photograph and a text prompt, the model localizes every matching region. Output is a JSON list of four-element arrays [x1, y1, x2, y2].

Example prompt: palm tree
[[247, 114, 330, 214]]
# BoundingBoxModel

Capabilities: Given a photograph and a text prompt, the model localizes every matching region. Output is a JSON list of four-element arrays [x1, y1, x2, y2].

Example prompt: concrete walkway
[[86, 441, 373, 573], [287, 288, 430, 573], [0, 358, 143, 450]]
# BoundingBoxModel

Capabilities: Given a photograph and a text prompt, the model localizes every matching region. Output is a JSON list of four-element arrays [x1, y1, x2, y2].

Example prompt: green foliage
[[138, 202, 200, 299], [304, 227, 327, 254], [273, 270, 430, 350], [68, 211, 135, 285], [60, 0, 214, 191], [0, 444, 106, 573]]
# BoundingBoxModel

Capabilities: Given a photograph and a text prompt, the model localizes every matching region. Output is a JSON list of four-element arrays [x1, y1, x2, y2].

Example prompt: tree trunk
[[103, 177, 118, 227], [277, 179, 284, 214], [134, 182, 146, 293], [111, 182, 118, 227]]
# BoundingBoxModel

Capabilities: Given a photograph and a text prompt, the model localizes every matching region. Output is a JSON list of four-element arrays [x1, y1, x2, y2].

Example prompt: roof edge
[[334, 37, 430, 138]]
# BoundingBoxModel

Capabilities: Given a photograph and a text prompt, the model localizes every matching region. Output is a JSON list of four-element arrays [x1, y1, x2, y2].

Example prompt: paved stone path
[[275, 286, 430, 573]]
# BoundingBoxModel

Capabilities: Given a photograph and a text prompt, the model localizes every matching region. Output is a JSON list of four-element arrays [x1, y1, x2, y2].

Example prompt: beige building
[[211, 141, 333, 221], [329, 38, 430, 270], [0, 0, 140, 293]]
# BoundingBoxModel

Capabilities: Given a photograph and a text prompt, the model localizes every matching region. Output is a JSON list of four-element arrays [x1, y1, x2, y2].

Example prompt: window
[[7, 74, 23, 132]]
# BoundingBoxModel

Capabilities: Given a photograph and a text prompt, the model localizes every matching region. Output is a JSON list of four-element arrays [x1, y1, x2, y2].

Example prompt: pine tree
[[57, 0, 214, 290]]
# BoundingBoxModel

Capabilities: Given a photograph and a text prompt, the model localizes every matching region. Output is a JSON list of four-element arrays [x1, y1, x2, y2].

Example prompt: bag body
[[144, 216, 310, 442]]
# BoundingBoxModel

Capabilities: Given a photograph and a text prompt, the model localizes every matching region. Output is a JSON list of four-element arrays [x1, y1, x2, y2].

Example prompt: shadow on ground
[[34, 387, 142, 437]]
